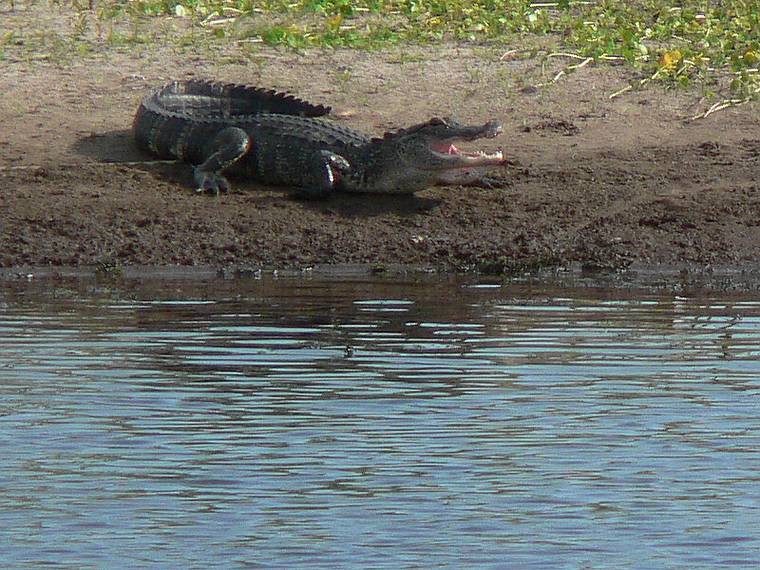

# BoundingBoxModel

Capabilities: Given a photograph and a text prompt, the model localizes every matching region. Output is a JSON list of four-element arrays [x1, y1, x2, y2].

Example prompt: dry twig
[[536, 56, 593, 87]]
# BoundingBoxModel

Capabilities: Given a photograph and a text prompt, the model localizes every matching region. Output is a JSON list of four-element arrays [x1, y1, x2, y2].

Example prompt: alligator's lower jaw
[[433, 159, 507, 186]]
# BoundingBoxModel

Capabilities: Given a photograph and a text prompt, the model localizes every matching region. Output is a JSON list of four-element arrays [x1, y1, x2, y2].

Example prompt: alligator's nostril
[[485, 120, 503, 136]]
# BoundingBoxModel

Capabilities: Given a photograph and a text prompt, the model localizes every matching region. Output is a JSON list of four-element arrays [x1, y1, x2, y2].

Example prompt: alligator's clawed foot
[[193, 169, 231, 195]]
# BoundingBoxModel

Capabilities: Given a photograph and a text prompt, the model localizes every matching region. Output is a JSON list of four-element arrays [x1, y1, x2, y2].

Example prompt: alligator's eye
[[428, 117, 447, 126], [441, 116, 463, 128]]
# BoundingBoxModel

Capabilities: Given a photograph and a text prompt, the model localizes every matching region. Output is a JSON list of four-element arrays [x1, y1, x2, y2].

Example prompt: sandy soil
[[2, 8, 759, 273]]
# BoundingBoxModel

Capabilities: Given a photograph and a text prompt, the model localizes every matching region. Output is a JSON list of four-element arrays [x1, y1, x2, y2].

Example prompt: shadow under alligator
[[72, 129, 145, 163], [71, 129, 442, 217]]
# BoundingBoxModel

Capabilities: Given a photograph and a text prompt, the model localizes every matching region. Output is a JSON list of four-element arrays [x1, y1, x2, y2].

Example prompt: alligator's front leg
[[294, 150, 351, 199], [193, 127, 251, 195]]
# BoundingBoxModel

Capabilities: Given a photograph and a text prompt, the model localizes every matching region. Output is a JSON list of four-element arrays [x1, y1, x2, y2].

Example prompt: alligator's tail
[[134, 80, 331, 158], [147, 80, 331, 118]]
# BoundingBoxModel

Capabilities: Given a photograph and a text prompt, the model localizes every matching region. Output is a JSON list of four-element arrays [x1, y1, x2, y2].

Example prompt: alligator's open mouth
[[427, 119, 505, 166], [429, 142, 505, 166]]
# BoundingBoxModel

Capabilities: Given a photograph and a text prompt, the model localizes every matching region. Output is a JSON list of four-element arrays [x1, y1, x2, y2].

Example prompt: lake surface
[[2, 274, 760, 568]]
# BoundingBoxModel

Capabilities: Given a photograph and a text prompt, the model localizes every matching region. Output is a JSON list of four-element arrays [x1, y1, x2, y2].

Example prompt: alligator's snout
[[425, 118, 505, 164]]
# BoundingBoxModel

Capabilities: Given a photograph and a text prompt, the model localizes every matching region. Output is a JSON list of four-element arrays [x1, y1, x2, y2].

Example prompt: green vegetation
[[7, 1, 760, 102]]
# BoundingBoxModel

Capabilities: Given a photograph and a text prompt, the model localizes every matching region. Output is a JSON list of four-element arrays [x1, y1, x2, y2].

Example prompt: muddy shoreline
[[1, 31, 759, 283], [5, 262, 760, 295]]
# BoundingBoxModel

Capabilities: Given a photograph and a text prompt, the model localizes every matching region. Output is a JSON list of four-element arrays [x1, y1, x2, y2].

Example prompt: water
[[2, 275, 760, 568]]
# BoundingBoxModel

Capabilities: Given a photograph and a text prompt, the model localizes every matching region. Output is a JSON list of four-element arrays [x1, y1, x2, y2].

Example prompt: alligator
[[133, 80, 506, 197]]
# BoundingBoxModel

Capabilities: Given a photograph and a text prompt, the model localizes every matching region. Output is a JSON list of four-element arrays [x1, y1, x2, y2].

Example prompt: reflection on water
[[2, 276, 760, 568]]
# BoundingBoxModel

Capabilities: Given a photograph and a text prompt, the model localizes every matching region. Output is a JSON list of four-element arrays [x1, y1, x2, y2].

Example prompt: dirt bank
[[1, 15, 758, 273]]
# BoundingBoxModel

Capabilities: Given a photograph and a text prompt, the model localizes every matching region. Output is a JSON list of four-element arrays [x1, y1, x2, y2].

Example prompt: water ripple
[[1, 279, 760, 568]]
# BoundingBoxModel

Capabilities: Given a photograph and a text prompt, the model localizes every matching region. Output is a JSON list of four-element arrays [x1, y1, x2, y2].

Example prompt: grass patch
[[7, 1, 759, 101], [137, 0, 760, 99]]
